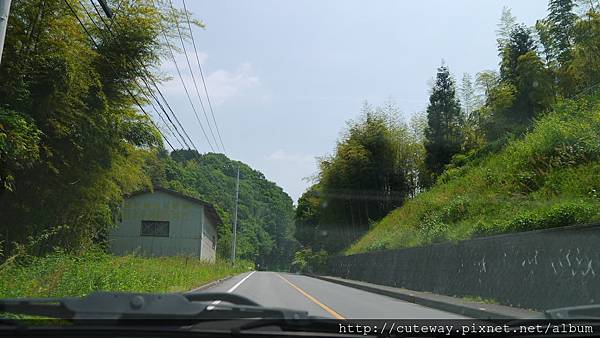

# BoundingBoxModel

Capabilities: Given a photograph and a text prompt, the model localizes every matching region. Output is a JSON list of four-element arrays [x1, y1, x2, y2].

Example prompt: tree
[[575, 0, 599, 14], [423, 64, 464, 183], [536, 0, 579, 96], [500, 24, 537, 84], [568, 10, 600, 91], [551, 0, 577, 63], [294, 102, 423, 253], [496, 7, 518, 51], [484, 24, 554, 141], [0, 0, 194, 256], [475, 70, 500, 135], [294, 184, 322, 249], [476, 70, 500, 100], [459, 73, 482, 118], [147, 151, 298, 268], [514, 51, 555, 121], [457, 74, 486, 151], [543, 0, 577, 65]]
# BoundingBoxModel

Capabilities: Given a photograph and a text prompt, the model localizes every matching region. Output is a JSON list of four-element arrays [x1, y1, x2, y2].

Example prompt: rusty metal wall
[[326, 223, 600, 310]]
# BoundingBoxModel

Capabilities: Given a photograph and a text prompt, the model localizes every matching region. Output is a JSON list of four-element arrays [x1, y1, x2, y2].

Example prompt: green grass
[[347, 93, 600, 254], [0, 250, 250, 298]]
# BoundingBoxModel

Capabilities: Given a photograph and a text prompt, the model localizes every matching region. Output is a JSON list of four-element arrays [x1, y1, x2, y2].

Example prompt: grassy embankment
[[0, 250, 250, 298], [348, 92, 600, 254]]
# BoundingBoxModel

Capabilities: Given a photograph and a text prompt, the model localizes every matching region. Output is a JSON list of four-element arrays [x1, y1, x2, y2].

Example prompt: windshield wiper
[[544, 304, 600, 320], [0, 292, 307, 321], [227, 318, 342, 336]]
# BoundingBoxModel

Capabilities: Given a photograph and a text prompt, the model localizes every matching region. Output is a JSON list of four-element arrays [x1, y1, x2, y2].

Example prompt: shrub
[[347, 91, 600, 254], [0, 250, 249, 298]]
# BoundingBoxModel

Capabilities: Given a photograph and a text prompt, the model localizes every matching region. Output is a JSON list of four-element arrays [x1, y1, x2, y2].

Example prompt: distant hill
[[148, 150, 297, 269], [348, 92, 600, 254]]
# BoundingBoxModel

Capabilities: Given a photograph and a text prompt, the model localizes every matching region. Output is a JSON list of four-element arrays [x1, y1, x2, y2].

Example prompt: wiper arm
[[1, 292, 205, 320], [0, 292, 305, 321], [0, 297, 74, 319]]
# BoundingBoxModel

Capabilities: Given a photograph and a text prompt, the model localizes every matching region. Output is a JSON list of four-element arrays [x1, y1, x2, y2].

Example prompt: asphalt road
[[198, 271, 467, 319]]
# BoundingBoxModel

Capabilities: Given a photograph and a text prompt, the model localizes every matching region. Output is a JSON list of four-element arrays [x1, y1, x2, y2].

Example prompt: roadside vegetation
[[149, 150, 298, 269], [295, 0, 600, 260], [348, 93, 600, 253], [0, 0, 296, 270], [0, 249, 250, 298]]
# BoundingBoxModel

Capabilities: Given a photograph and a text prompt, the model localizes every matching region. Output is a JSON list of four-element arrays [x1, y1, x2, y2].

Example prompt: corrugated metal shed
[[109, 187, 220, 261]]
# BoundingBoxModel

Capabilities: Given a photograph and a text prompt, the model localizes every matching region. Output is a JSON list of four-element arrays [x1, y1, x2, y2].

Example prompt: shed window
[[141, 220, 170, 237]]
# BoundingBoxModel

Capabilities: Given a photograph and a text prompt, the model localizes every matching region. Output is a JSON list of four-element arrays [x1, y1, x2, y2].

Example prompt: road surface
[[197, 271, 466, 319]]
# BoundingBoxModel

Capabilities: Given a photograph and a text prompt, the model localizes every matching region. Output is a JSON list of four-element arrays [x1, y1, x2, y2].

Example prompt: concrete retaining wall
[[326, 223, 600, 310]]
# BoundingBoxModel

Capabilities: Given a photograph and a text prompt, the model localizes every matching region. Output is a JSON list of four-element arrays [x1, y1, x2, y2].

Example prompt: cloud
[[161, 53, 260, 106], [193, 51, 209, 65], [206, 62, 260, 105]]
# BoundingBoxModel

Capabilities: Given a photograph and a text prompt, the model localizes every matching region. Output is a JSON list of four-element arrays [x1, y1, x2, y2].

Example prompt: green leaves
[[296, 102, 424, 254], [424, 64, 464, 182], [0, 250, 250, 298], [0, 109, 42, 191], [144, 151, 297, 269], [0, 0, 179, 255]]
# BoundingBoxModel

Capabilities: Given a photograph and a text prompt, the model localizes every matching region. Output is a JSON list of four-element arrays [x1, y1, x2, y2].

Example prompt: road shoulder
[[307, 274, 541, 319], [188, 275, 235, 293]]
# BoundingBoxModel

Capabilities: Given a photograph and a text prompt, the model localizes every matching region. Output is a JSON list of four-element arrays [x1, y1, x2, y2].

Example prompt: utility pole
[[230, 165, 240, 264], [0, 0, 12, 66]]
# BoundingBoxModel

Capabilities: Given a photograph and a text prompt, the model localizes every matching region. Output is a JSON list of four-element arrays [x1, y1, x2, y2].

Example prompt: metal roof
[[127, 187, 223, 227]]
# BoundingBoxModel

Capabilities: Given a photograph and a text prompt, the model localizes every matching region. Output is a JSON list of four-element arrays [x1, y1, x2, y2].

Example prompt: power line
[[181, 0, 226, 154], [82, 0, 187, 149], [85, 0, 196, 151], [149, 79, 199, 150], [64, 0, 176, 151], [162, 28, 215, 152], [88, 0, 190, 149], [151, 100, 184, 149], [107, 0, 209, 154], [168, 0, 220, 153], [107, 0, 123, 30], [141, 78, 189, 149], [77, 1, 240, 256]]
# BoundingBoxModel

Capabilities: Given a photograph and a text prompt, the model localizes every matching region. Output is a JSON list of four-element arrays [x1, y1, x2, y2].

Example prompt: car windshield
[[1, 0, 600, 335]]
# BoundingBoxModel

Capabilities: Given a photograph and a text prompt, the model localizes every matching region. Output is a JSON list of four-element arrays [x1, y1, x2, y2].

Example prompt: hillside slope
[[148, 150, 297, 269], [348, 93, 600, 254]]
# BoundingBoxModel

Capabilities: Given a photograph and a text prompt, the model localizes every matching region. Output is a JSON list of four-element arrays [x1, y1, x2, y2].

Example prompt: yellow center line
[[276, 273, 345, 320]]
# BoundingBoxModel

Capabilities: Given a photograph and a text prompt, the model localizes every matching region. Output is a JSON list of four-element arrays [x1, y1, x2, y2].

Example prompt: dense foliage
[[0, 0, 171, 256], [148, 150, 298, 269], [0, 249, 250, 298], [296, 0, 600, 259], [423, 65, 463, 184], [348, 92, 600, 253], [295, 103, 424, 253], [0, 0, 296, 269]]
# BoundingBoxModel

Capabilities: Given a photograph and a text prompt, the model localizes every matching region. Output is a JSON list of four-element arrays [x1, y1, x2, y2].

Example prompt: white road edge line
[[227, 270, 256, 293], [207, 271, 256, 309]]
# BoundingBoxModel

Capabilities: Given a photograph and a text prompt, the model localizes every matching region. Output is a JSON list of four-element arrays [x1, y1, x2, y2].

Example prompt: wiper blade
[[545, 305, 600, 320], [230, 317, 340, 335], [0, 292, 303, 321], [184, 292, 259, 306]]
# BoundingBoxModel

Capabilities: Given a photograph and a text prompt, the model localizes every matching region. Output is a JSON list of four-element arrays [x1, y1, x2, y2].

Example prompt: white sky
[[156, 0, 549, 202]]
